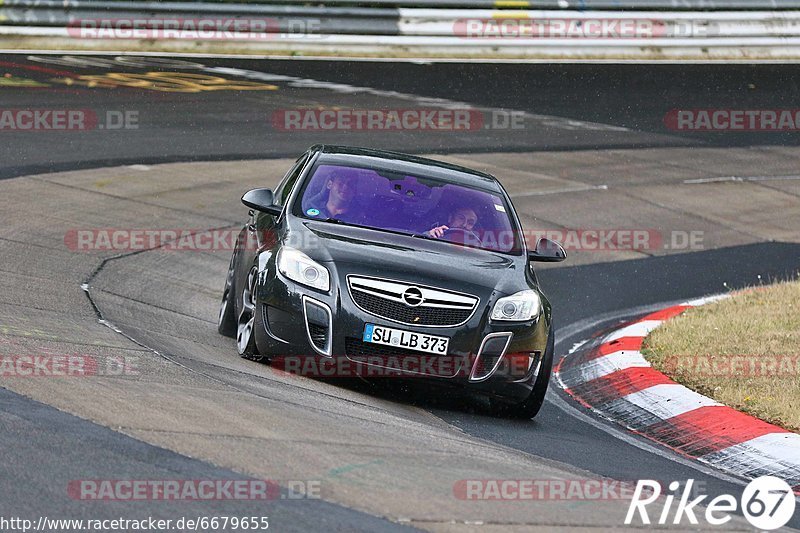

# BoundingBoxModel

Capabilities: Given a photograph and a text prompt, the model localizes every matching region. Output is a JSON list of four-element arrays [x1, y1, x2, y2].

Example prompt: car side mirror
[[527, 237, 567, 262], [242, 188, 282, 216]]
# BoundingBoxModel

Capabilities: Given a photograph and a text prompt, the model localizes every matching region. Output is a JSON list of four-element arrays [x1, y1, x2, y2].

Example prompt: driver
[[426, 207, 478, 239]]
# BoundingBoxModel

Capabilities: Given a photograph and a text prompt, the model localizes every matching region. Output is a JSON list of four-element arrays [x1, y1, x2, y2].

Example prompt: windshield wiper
[[316, 218, 433, 241]]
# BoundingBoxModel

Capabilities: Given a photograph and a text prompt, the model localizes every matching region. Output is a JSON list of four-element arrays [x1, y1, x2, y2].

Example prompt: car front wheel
[[217, 250, 238, 337], [236, 265, 262, 360]]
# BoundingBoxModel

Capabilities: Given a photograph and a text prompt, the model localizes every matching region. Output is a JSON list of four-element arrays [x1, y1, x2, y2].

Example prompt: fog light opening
[[470, 332, 513, 382]]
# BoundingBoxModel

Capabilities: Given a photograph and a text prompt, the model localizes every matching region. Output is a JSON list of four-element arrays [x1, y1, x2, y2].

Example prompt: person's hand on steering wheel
[[426, 224, 449, 238], [442, 226, 481, 243]]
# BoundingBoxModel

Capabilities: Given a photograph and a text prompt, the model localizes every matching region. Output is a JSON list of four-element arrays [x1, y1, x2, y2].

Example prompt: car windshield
[[294, 163, 521, 254]]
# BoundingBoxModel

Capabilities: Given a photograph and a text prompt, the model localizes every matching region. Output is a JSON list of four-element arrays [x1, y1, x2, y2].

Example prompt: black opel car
[[218, 145, 566, 418]]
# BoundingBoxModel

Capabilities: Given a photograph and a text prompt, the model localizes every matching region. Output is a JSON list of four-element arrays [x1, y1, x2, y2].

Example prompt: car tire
[[492, 325, 554, 420], [217, 250, 238, 337], [236, 265, 263, 361]]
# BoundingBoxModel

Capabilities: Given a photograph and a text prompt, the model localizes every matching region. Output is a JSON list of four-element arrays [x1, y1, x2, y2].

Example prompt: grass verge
[[642, 279, 800, 433]]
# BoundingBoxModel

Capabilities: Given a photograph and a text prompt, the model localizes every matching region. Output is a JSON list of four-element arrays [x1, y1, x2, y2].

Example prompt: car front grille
[[347, 276, 478, 327]]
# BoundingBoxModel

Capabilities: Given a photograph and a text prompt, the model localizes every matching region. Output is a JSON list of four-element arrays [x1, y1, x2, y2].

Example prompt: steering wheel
[[442, 227, 481, 244]]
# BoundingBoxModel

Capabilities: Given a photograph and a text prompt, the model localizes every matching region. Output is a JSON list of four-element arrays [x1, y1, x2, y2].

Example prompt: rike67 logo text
[[626, 477, 796, 530]]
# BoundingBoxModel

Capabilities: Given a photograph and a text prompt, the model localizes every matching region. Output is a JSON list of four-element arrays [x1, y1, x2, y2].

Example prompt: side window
[[273, 154, 308, 207]]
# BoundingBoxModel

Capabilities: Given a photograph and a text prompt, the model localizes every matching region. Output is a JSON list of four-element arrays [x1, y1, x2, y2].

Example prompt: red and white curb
[[555, 295, 800, 494]]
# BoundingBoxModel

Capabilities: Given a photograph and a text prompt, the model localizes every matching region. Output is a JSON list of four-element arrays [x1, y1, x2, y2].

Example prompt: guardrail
[[5, 0, 800, 10], [2, 0, 800, 59]]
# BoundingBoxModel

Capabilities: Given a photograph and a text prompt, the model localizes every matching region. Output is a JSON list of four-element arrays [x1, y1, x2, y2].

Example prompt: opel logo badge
[[402, 287, 424, 307]]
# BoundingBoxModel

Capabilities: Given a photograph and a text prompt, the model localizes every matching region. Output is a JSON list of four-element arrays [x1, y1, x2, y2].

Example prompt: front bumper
[[254, 261, 550, 402]]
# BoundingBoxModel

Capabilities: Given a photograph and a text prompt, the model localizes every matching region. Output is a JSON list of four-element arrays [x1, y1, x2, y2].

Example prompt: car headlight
[[277, 247, 330, 292], [491, 290, 541, 321]]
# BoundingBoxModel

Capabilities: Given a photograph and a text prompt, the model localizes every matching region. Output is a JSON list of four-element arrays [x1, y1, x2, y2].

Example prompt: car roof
[[309, 145, 503, 193]]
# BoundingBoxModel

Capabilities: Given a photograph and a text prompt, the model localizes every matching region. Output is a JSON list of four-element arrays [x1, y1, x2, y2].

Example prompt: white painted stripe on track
[[615, 383, 721, 421], [568, 349, 650, 383], [603, 319, 663, 342], [699, 433, 800, 484], [680, 294, 731, 306], [703, 432, 800, 465]]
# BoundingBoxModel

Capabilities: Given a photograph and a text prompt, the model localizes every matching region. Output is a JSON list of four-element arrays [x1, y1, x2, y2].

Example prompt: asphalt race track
[[1, 52, 800, 531], [3, 54, 800, 179]]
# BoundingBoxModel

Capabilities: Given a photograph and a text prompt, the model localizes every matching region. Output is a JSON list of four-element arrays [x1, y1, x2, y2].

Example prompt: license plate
[[363, 324, 449, 355]]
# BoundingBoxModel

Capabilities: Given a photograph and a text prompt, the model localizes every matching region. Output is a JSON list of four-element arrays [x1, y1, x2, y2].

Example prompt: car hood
[[291, 221, 527, 297]]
